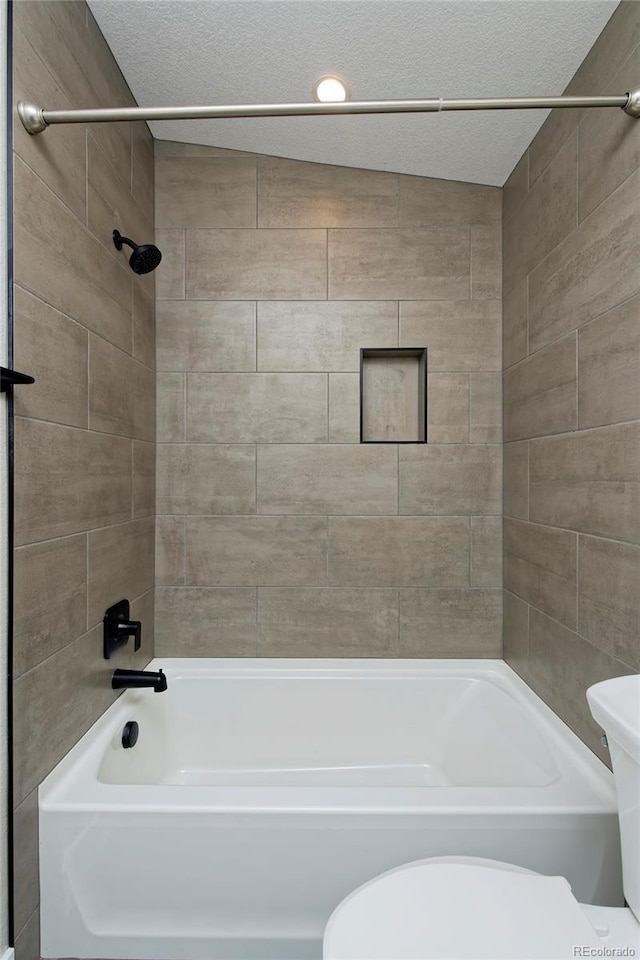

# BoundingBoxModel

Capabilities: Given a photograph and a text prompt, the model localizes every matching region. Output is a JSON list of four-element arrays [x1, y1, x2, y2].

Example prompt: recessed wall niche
[[360, 348, 428, 443]]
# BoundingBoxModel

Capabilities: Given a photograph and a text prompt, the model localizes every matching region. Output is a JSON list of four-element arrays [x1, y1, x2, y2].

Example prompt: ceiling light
[[313, 76, 349, 103]]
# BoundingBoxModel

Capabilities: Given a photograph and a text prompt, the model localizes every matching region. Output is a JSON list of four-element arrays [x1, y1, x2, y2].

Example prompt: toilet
[[324, 674, 640, 959]]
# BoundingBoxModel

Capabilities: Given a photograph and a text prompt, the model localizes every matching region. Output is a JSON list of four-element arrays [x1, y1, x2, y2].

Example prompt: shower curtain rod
[[17, 90, 640, 135]]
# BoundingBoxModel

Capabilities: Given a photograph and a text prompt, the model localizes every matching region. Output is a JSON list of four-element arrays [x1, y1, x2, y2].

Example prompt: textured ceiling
[[87, 0, 618, 185]]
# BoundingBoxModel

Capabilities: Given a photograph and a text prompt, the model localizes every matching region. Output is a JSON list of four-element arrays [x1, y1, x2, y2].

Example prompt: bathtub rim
[[38, 658, 617, 815]]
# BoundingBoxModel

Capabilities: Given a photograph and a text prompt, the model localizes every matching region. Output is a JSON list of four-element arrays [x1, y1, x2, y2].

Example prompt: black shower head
[[113, 229, 162, 275]]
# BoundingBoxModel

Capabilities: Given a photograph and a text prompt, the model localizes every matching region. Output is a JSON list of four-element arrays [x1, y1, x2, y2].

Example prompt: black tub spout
[[112, 668, 167, 693]]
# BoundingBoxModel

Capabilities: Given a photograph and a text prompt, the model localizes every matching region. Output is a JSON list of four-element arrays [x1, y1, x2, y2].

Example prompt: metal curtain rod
[[17, 90, 640, 135]]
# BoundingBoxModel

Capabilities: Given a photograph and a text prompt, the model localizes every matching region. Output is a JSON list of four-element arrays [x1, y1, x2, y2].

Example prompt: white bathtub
[[39, 659, 622, 960]]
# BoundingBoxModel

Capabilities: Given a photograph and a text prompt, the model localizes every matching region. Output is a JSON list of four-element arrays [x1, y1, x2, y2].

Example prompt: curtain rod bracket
[[17, 101, 47, 135], [623, 89, 640, 117]]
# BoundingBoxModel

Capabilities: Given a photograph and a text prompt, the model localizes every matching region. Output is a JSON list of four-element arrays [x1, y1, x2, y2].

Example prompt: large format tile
[[470, 225, 501, 300], [156, 444, 256, 515], [257, 444, 397, 515], [186, 373, 328, 442], [13, 620, 149, 806], [14, 534, 87, 677], [156, 517, 186, 586], [578, 295, 640, 428], [470, 373, 502, 443], [257, 301, 397, 372], [13, 23, 86, 222], [399, 176, 500, 226], [527, 607, 632, 761], [399, 445, 502, 515], [87, 517, 155, 627], [156, 156, 257, 228], [471, 516, 502, 586], [157, 373, 185, 442], [259, 157, 398, 227], [504, 441, 529, 520], [578, 535, 640, 670], [328, 374, 360, 443], [504, 518, 577, 628], [13, 286, 88, 428], [428, 374, 469, 443], [503, 589, 529, 677], [157, 301, 256, 372], [502, 152, 528, 225], [14, 905, 39, 960], [503, 133, 577, 293], [186, 516, 328, 586], [133, 284, 155, 370], [328, 228, 469, 300], [503, 278, 528, 369], [132, 120, 155, 213], [528, 166, 640, 352], [13, 787, 39, 937], [14, 156, 132, 351], [89, 335, 155, 441], [399, 588, 502, 656], [155, 229, 185, 300], [155, 587, 257, 656], [503, 333, 577, 441], [257, 588, 398, 656], [327, 517, 469, 587], [133, 440, 155, 519], [187, 229, 327, 300], [578, 40, 640, 222], [400, 301, 501, 371], [529, 423, 640, 541], [87, 133, 151, 257], [15, 419, 132, 545]]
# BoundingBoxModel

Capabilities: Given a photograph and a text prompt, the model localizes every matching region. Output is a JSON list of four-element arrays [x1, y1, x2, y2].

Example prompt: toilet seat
[[323, 856, 603, 959]]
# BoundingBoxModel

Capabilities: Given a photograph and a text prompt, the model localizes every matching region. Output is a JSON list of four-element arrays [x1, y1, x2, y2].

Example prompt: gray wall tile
[[529, 423, 640, 541], [257, 588, 398, 656], [504, 440, 529, 520], [503, 589, 529, 677], [155, 229, 185, 299], [259, 157, 398, 228], [504, 518, 577, 628], [156, 443, 256, 515], [15, 418, 133, 545], [187, 229, 327, 300], [156, 516, 186, 586], [157, 301, 256, 372], [578, 295, 640, 428], [157, 372, 185, 442], [578, 535, 640, 670], [399, 176, 501, 226], [328, 516, 469, 587], [156, 156, 257, 228], [329, 373, 360, 443], [428, 373, 469, 443], [87, 517, 155, 627], [502, 152, 528, 224], [133, 440, 156, 519], [399, 445, 502, 515], [186, 516, 328, 585], [13, 787, 38, 937], [257, 444, 398, 515], [329, 228, 469, 300], [503, 278, 528, 369], [470, 373, 502, 443], [399, 588, 502, 656], [257, 301, 397, 372], [13, 285, 88, 428], [14, 534, 87, 677], [186, 373, 328, 442], [400, 301, 501, 371], [504, 333, 577, 441], [155, 587, 257, 656], [89, 334, 155, 441], [471, 516, 502, 586], [471, 225, 502, 299]]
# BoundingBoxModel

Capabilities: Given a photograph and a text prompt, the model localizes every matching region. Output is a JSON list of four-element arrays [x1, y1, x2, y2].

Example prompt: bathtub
[[39, 659, 622, 960]]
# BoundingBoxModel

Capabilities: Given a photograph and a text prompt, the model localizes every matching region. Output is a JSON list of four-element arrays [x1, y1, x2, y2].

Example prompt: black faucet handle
[[116, 618, 142, 651], [104, 599, 143, 659]]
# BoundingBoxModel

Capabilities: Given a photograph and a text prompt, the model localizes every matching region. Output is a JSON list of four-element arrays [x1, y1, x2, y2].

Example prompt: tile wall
[[502, 0, 640, 761], [11, 2, 155, 954], [154, 142, 503, 657]]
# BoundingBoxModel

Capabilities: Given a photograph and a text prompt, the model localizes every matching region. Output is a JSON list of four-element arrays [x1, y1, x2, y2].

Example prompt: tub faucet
[[111, 668, 167, 693]]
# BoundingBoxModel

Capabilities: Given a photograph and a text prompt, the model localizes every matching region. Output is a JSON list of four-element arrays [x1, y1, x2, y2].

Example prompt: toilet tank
[[587, 675, 640, 922]]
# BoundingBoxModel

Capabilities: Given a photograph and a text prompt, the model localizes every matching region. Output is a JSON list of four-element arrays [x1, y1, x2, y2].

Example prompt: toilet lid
[[324, 857, 603, 959]]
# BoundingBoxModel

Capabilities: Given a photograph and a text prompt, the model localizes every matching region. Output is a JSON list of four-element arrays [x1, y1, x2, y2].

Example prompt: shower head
[[113, 229, 162, 275]]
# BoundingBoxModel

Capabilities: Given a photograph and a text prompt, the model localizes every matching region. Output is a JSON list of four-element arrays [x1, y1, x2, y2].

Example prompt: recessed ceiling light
[[313, 76, 349, 103]]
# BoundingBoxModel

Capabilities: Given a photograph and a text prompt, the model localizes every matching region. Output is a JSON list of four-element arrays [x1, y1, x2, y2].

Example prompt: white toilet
[[324, 674, 640, 959]]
